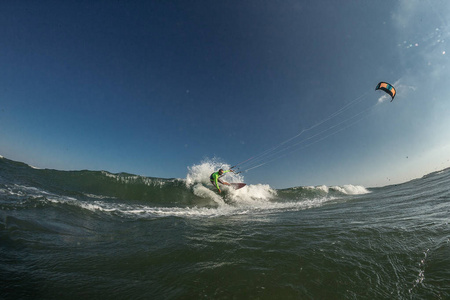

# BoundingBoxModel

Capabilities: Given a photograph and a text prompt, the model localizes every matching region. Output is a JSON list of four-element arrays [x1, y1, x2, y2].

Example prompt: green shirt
[[210, 170, 230, 190]]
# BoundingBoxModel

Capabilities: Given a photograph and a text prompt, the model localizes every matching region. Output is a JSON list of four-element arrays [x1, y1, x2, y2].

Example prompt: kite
[[375, 82, 396, 101]]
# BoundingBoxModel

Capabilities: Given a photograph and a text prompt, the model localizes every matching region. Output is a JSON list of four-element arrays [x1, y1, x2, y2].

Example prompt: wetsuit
[[210, 170, 231, 191]]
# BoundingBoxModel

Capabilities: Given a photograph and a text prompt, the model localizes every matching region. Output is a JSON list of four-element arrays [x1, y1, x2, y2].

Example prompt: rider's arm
[[219, 170, 232, 185]]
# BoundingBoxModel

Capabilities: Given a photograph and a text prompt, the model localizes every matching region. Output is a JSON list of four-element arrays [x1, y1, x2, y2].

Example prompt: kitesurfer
[[210, 169, 234, 193]]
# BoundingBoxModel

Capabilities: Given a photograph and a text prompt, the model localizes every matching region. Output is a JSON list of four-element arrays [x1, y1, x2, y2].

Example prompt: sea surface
[[1, 156, 449, 299]]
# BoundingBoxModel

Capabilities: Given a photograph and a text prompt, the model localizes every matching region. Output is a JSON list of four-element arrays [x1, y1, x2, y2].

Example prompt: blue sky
[[1, 1, 449, 188]]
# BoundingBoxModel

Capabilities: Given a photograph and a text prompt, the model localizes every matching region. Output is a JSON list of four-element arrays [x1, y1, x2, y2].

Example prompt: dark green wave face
[[0, 157, 201, 206], [1, 156, 450, 299]]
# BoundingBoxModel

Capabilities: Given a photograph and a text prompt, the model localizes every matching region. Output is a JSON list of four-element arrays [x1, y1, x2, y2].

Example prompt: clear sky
[[1, 1, 449, 189]]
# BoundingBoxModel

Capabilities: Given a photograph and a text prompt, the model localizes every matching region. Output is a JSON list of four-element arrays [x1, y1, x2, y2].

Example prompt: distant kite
[[375, 82, 396, 101]]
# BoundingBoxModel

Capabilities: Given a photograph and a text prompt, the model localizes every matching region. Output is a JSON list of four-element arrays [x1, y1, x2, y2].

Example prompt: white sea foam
[[71, 195, 334, 219], [330, 184, 370, 195], [8, 184, 51, 196], [307, 185, 329, 193], [305, 184, 369, 195], [83, 193, 115, 200]]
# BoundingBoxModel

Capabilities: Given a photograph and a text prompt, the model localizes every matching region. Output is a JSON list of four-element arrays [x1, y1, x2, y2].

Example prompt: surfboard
[[230, 183, 246, 190]]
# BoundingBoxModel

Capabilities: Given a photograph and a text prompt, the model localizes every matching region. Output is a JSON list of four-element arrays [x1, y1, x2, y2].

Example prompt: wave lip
[[305, 184, 369, 195], [329, 184, 370, 195]]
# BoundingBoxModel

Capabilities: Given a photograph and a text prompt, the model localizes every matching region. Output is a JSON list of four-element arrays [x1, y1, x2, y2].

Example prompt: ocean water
[[1, 156, 449, 299]]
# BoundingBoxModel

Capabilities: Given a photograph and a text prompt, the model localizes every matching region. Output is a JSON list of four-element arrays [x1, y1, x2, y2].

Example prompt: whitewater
[[1, 156, 449, 299]]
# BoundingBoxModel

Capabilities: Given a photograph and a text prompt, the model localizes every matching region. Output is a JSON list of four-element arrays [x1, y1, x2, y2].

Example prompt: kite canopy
[[376, 82, 396, 101]]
